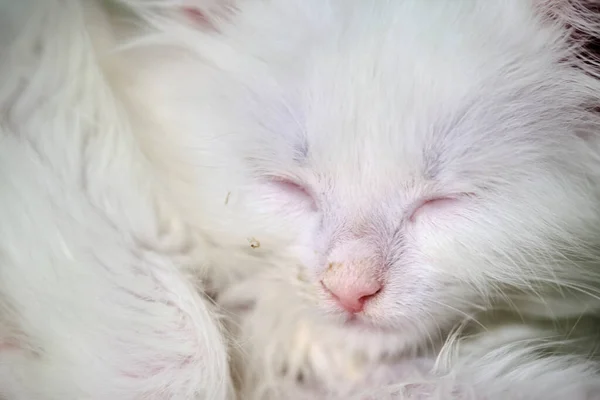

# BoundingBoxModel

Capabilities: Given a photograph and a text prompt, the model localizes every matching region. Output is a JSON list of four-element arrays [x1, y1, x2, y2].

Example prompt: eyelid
[[277, 179, 310, 194], [269, 176, 315, 197], [269, 176, 321, 212], [408, 193, 472, 222]]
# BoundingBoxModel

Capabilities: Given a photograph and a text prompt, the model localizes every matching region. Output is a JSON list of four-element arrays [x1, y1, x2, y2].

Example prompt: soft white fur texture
[[0, 1, 233, 399], [3, 0, 600, 399]]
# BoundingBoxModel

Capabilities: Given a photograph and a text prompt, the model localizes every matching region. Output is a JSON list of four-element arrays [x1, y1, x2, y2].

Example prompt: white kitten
[[3, 0, 600, 399], [175, 0, 600, 398]]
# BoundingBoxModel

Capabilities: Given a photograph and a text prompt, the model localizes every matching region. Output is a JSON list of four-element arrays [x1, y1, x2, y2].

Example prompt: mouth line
[[319, 305, 402, 334], [343, 315, 387, 331], [338, 314, 409, 336]]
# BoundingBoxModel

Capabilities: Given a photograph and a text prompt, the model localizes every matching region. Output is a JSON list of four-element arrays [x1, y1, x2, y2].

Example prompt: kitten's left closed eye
[[409, 196, 465, 223]]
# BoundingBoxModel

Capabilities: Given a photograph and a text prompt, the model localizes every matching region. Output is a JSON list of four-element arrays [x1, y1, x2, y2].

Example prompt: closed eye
[[408, 195, 470, 222], [274, 178, 310, 197], [269, 177, 318, 211]]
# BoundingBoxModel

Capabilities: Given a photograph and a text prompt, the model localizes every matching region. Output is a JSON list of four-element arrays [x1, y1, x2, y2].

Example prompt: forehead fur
[[193, 0, 600, 198], [295, 2, 582, 186]]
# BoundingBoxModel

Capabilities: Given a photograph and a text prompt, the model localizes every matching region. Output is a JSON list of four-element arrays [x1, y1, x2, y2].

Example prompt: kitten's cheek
[[291, 225, 325, 269]]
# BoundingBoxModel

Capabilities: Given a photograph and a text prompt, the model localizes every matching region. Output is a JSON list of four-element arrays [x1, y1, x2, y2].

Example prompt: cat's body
[[2, 0, 600, 399], [0, 2, 235, 399]]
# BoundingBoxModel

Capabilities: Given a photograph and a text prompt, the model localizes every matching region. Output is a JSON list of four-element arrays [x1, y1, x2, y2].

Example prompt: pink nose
[[321, 278, 382, 313]]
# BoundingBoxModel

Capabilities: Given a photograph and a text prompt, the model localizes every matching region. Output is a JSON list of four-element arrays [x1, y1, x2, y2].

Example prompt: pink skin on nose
[[321, 260, 383, 313]]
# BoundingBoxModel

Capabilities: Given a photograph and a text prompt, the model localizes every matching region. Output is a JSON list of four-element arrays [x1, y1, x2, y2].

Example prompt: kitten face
[[180, 0, 600, 347]]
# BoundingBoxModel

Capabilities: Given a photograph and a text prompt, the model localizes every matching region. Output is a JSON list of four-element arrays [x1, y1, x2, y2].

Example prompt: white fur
[[3, 0, 600, 399], [0, 1, 233, 399]]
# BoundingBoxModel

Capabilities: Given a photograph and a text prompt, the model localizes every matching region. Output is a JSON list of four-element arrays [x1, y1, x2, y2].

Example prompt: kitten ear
[[113, 0, 239, 32], [534, 0, 600, 76], [533, 1, 600, 146], [534, 0, 600, 33], [180, 0, 238, 31]]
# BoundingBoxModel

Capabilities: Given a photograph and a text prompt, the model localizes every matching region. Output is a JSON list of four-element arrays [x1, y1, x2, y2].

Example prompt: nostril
[[320, 280, 382, 313], [357, 286, 381, 305]]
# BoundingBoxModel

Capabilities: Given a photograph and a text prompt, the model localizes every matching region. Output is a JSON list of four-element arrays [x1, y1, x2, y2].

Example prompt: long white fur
[[3, 0, 600, 399], [0, 1, 233, 399]]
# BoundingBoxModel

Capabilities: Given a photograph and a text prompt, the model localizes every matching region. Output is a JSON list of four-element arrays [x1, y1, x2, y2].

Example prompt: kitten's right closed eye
[[268, 177, 319, 212]]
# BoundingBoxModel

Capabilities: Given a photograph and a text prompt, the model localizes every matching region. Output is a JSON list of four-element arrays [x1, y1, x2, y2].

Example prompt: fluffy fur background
[[2, 1, 600, 399]]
